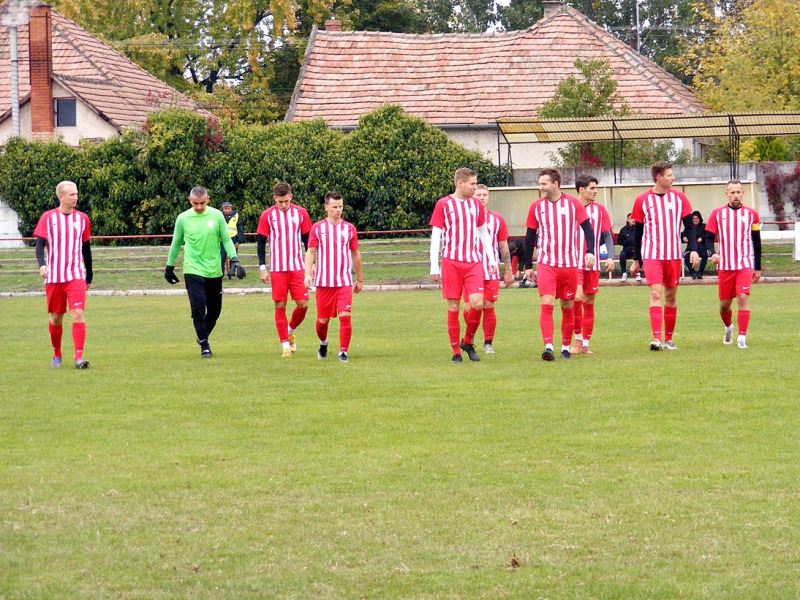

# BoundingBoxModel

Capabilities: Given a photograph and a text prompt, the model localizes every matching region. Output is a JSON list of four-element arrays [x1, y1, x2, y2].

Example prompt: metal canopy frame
[[496, 112, 800, 184]]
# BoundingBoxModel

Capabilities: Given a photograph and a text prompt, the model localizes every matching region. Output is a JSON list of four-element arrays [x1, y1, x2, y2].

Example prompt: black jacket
[[616, 224, 635, 251]]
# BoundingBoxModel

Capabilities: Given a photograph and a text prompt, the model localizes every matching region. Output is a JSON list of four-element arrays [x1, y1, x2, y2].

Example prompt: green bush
[[0, 105, 503, 236]]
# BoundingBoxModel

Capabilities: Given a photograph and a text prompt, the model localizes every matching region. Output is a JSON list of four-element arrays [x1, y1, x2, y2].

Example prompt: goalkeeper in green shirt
[[164, 186, 245, 358]]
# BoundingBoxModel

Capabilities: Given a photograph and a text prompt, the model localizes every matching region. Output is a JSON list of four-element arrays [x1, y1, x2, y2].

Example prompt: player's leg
[[661, 260, 681, 349], [46, 283, 66, 367], [336, 286, 354, 361], [570, 279, 585, 355], [441, 259, 465, 361], [718, 271, 735, 344], [64, 280, 89, 368], [644, 259, 665, 350], [462, 264, 485, 353], [580, 292, 597, 354], [315, 287, 333, 359], [537, 265, 557, 360], [272, 272, 292, 356], [557, 268, 577, 359], [287, 270, 310, 352], [481, 289, 497, 353], [735, 269, 753, 348], [204, 276, 223, 337], [184, 274, 212, 357]]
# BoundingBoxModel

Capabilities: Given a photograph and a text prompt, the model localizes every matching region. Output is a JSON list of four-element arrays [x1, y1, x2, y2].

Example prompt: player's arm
[[165, 218, 184, 283], [499, 239, 514, 287], [523, 227, 538, 281], [82, 241, 93, 287], [580, 219, 596, 269], [352, 248, 364, 293], [257, 233, 270, 284], [601, 229, 615, 272], [429, 226, 443, 281], [35, 236, 47, 278], [752, 227, 762, 282], [477, 223, 497, 274], [304, 246, 317, 289]]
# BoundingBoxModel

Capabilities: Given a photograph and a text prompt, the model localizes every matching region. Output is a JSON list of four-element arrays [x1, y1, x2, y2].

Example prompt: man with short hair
[[630, 161, 699, 351], [258, 183, 312, 357], [304, 191, 363, 363], [165, 186, 245, 358], [34, 181, 93, 369], [523, 168, 596, 361], [461, 184, 514, 354], [220, 201, 244, 274], [430, 168, 497, 363], [616, 213, 641, 282], [570, 174, 615, 356], [705, 179, 761, 349]]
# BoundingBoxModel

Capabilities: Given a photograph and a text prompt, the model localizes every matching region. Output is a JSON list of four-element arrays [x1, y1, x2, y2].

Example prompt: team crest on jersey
[[559, 207, 568, 215], [665, 200, 674, 209], [73, 220, 81, 230]]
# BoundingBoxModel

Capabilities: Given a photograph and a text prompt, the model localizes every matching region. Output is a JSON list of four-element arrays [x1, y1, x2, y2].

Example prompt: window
[[54, 98, 77, 127]]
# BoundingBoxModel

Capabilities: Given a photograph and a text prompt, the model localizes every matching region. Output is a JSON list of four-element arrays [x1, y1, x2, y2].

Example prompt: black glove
[[164, 265, 180, 284], [228, 257, 246, 279]]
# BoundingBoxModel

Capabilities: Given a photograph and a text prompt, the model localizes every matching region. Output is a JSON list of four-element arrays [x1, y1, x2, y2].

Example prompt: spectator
[[682, 211, 713, 279], [221, 201, 245, 275], [616, 213, 641, 282]]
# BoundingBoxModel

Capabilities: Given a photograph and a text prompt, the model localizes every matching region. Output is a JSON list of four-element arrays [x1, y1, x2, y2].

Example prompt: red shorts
[[577, 270, 600, 295], [270, 270, 309, 302], [643, 259, 681, 288], [718, 269, 754, 299], [441, 258, 484, 300], [315, 286, 353, 319], [536, 264, 577, 299], [46, 279, 87, 314], [462, 279, 500, 303]]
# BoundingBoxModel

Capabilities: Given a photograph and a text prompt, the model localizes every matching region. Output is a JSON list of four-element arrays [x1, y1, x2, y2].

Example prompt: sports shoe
[[560, 349, 571, 359], [460, 341, 480, 362], [483, 343, 494, 354], [663, 340, 678, 350], [288, 333, 297, 353], [338, 352, 348, 362], [74, 358, 90, 369], [621, 273, 628, 282], [649, 339, 663, 351], [636, 273, 642, 282], [317, 343, 328, 359], [51, 356, 62, 368], [737, 335, 748, 349], [541, 348, 555, 361], [281, 347, 293, 358], [200, 347, 212, 359], [569, 340, 582, 355], [580, 346, 595, 355], [723, 325, 734, 345], [451, 354, 463, 363]]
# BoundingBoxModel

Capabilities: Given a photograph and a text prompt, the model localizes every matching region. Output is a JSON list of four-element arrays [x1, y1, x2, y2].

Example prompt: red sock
[[649, 306, 662, 341], [289, 306, 308, 330], [560, 306, 574, 346], [72, 322, 86, 361], [339, 315, 352, 353], [664, 305, 677, 341], [573, 301, 583, 336], [720, 308, 733, 327], [540, 304, 554, 345], [582, 302, 595, 341], [482, 307, 496, 342], [462, 308, 469, 326], [49, 323, 63, 358], [737, 310, 750, 336], [275, 307, 289, 343], [447, 310, 461, 354], [315, 319, 329, 342], [464, 307, 481, 344]]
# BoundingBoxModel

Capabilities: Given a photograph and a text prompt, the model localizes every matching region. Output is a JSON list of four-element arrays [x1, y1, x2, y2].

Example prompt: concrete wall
[[443, 128, 567, 171], [0, 199, 24, 248]]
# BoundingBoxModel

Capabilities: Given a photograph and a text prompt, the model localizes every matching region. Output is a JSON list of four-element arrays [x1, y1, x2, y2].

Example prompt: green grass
[[2, 284, 800, 599]]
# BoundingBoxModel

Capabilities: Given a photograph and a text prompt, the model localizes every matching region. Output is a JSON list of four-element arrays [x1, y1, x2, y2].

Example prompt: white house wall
[[443, 128, 567, 170]]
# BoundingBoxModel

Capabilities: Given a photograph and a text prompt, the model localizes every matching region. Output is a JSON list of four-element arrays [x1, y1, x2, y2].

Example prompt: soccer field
[[2, 285, 800, 599]]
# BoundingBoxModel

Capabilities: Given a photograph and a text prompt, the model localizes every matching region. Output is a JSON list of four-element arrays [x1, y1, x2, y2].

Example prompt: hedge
[[0, 105, 506, 237]]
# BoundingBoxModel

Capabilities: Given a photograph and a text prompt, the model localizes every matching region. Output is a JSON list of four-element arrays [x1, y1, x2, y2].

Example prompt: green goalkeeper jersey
[[167, 206, 237, 278]]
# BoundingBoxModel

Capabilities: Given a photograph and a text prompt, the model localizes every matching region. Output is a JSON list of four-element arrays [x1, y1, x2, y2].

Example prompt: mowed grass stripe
[[2, 285, 799, 599]]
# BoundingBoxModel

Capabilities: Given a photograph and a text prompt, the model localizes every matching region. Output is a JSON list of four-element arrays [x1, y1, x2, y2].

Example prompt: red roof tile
[[286, 4, 706, 127], [0, 6, 205, 130]]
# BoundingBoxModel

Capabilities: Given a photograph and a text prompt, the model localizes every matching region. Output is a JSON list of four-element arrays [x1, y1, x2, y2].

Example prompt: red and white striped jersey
[[705, 205, 760, 270], [482, 210, 509, 280], [526, 194, 589, 268], [256, 204, 311, 272], [429, 195, 486, 263], [631, 189, 692, 261], [575, 202, 612, 271], [33, 208, 91, 284], [309, 219, 359, 287]]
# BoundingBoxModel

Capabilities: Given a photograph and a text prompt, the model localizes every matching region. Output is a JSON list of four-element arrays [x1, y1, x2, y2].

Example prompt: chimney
[[28, 4, 54, 141], [324, 19, 342, 32], [542, 1, 564, 19]]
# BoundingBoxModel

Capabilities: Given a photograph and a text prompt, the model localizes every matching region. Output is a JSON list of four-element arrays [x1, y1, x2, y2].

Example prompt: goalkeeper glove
[[164, 265, 180, 284], [228, 257, 246, 279]]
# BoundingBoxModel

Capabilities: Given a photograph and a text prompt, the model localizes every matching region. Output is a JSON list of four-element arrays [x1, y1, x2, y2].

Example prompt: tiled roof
[[0, 6, 204, 129], [287, 4, 706, 127]]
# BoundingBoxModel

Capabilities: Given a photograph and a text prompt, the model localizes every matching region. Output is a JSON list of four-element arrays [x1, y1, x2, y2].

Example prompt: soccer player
[[34, 181, 93, 369], [164, 186, 245, 358], [570, 174, 615, 356], [304, 191, 363, 363], [461, 184, 514, 354], [522, 168, 596, 361], [630, 161, 699, 351], [257, 183, 312, 357], [429, 168, 497, 363], [705, 179, 762, 349]]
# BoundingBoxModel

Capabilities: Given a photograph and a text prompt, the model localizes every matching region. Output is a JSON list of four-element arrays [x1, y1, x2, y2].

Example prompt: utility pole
[[1, 0, 35, 138]]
